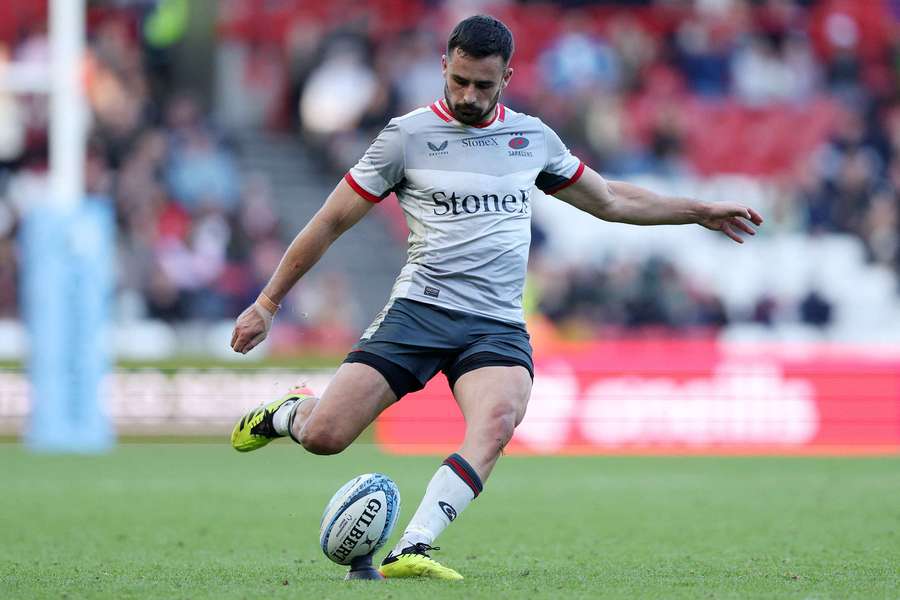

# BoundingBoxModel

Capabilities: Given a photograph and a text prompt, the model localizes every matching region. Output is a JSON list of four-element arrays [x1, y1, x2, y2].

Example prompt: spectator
[[538, 13, 621, 96], [300, 38, 378, 136], [799, 290, 833, 327], [0, 46, 26, 163]]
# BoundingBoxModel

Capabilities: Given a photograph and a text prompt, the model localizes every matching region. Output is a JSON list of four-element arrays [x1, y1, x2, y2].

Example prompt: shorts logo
[[508, 136, 529, 149], [439, 501, 457, 521], [427, 140, 449, 156], [424, 286, 440, 298]]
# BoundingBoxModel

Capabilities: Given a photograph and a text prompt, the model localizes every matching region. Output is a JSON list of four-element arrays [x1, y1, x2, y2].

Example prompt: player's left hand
[[698, 203, 764, 243]]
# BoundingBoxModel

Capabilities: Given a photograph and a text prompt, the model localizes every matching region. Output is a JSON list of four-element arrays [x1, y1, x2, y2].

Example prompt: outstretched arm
[[231, 179, 375, 354], [553, 166, 763, 243]]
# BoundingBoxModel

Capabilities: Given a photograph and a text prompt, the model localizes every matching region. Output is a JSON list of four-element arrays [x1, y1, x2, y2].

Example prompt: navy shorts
[[344, 298, 533, 400]]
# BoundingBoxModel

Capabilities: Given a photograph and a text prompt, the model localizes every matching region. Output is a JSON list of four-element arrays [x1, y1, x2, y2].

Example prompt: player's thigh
[[452, 365, 532, 432], [304, 362, 396, 441]]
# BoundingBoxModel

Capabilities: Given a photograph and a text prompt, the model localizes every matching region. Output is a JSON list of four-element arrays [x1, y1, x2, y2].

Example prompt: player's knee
[[485, 403, 519, 448], [298, 423, 349, 455]]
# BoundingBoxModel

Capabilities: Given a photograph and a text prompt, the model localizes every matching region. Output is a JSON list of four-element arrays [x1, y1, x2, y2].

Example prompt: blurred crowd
[[2, 0, 900, 341], [217, 0, 896, 334], [0, 4, 291, 327], [525, 250, 835, 336]]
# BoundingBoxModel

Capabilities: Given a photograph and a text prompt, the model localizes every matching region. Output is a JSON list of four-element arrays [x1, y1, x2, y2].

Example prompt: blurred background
[[0, 0, 898, 453]]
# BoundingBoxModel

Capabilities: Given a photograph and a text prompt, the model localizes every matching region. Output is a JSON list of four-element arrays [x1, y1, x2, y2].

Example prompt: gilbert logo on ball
[[319, 473, 401, 565]]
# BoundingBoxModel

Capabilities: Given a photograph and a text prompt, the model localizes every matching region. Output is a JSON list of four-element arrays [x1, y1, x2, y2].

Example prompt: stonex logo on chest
[[460, 137, 499, 148], [431, 189, 530, 216]]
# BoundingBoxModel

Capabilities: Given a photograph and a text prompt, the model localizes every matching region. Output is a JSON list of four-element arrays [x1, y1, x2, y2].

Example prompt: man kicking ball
[[229, 14, 763, 580]]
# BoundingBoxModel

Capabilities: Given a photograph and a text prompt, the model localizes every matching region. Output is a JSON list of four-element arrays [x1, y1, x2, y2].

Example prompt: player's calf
[[296, 420, 354, 455], [461, 400, 520, 474], [380, 452, 481, 579], [290, 362, 398, 455], [230, 386, 316, 452]]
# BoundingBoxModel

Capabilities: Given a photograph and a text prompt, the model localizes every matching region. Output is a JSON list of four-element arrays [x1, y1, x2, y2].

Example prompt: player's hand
[[698, 203, 763, 244], [231, 302, 275, 354]]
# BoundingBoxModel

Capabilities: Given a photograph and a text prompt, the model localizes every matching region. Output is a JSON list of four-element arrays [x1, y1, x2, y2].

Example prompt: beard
[[444, 84, 503, 125]]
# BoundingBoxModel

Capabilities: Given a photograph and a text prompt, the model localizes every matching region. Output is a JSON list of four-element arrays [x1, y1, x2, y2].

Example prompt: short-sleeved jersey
[[345, 99, 586, 325]]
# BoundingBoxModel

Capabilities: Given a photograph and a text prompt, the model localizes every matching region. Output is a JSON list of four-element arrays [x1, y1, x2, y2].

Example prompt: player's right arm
[[231, 119, 404, 354], [230, 179, 374, 354]]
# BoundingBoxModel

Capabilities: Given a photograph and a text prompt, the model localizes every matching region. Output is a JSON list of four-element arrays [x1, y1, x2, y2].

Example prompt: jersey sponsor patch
[[424, 286, 440, 298], [427, 140, 449, 156]]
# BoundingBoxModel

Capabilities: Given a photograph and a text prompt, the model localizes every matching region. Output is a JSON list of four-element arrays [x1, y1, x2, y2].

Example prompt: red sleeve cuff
[[344, 172, 383, 203], [544, 161, 585, 195]]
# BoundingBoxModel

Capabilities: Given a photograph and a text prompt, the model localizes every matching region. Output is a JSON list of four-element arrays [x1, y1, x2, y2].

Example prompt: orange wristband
[[256, 292, 280, 314]]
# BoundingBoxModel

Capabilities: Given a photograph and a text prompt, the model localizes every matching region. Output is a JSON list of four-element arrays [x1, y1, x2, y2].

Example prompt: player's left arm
[[553, 166, 764, 243]]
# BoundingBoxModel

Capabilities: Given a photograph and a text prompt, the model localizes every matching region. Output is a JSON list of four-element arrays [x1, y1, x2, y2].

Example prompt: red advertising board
[[374, 340, 900, 455]]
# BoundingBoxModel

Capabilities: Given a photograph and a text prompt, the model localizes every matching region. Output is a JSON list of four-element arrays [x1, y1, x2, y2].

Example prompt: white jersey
[[346, 99, 586, 325]]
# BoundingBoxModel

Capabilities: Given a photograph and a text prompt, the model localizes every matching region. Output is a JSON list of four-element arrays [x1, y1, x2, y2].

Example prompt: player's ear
[[502, 66, 513, 88], [441, 54, 448, 76]]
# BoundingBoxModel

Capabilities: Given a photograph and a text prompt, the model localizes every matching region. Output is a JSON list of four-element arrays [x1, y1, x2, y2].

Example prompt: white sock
[[272, 399, 300, 436], [391, 453, 483, 555]]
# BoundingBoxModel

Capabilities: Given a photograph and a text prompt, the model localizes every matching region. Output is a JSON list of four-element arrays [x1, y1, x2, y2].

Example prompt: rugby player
[[229, 15, 763, 580]]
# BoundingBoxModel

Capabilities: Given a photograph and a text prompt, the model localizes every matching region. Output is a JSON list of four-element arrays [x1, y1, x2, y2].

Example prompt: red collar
[[430, 98, 505, 127]]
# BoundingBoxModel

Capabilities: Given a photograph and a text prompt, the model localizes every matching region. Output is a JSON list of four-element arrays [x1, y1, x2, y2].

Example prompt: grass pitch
[[1, 443, 898, 599]]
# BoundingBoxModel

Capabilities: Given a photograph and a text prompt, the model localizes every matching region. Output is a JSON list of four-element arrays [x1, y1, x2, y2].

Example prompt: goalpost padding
[[21, 200, 114, 452]]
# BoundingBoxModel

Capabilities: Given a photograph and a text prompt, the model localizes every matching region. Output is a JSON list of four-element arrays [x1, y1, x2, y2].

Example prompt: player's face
[[442, 49, 512, 125]]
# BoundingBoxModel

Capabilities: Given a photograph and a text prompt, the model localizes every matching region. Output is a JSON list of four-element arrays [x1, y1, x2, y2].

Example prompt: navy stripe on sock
[[287, 400, 304, 446], [442, 453, 483, 498]]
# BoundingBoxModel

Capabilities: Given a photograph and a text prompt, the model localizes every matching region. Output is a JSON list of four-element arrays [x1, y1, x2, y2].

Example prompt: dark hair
[[447, 15, 514, 64]]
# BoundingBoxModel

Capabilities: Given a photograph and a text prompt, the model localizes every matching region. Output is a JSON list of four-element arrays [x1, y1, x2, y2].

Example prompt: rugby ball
[[319, 473, 401, 565]]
